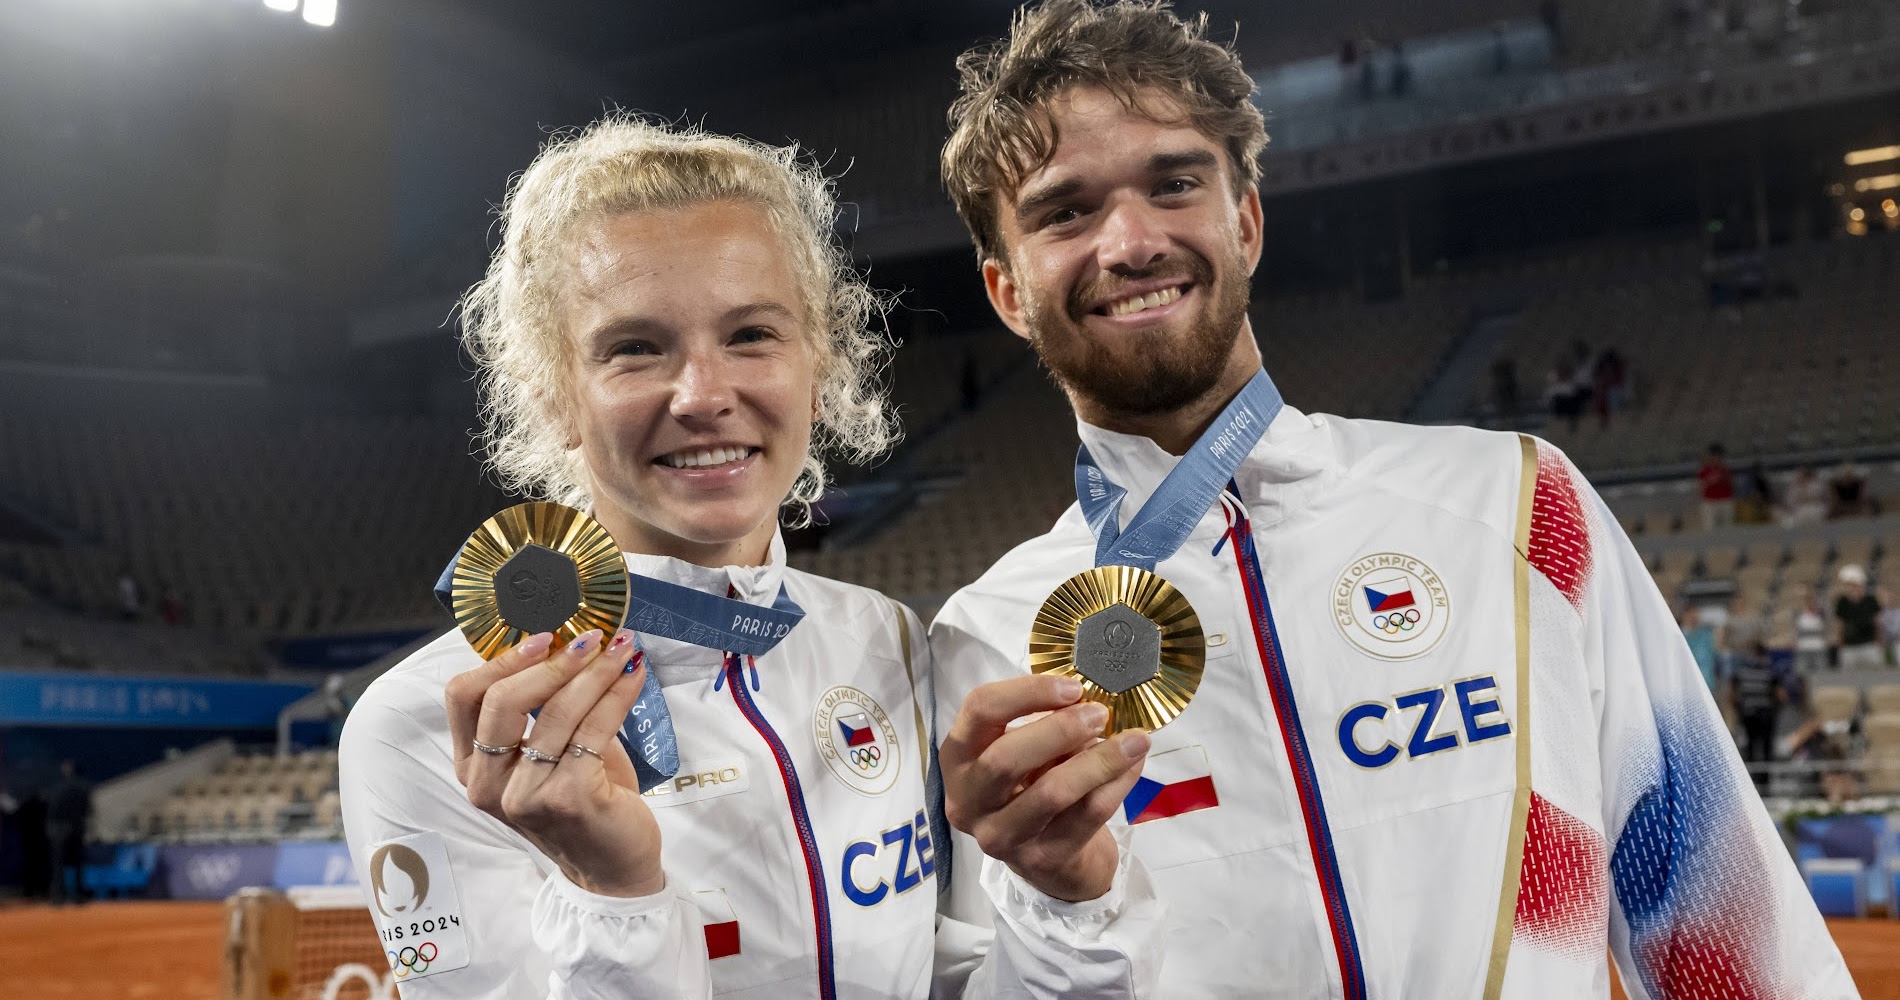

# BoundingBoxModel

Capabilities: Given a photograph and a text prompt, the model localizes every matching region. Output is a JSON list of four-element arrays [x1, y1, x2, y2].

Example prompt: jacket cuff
[[542, 868, 677, 918], [983, 824, 1135, 923]]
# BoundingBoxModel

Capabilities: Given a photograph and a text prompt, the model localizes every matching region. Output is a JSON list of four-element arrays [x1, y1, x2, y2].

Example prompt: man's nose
[[670, 349, 737, 422], [1095, 195, 1169, 274]]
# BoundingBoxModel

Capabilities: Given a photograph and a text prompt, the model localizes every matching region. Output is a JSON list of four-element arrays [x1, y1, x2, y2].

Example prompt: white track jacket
[[931, 401, 1856, 1000], [340, 535, 1163, 1000]]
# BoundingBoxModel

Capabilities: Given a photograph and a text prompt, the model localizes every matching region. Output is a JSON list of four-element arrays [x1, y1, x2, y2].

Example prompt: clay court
[[3, 899, 1897, 998]]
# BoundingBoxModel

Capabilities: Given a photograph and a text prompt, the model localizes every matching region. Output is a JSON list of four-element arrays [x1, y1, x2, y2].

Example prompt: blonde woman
[[338, 115, 1160, 1000]]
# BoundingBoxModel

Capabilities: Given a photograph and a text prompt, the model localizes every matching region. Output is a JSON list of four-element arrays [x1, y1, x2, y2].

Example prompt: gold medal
[[449, 502, 629, 659], [1029, 565, 1205, 736]]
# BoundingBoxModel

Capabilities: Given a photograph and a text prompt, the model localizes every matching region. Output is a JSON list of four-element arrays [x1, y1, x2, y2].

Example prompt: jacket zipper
[[1226, 507, 1369, 1000], [725, 652, 837, 1000]]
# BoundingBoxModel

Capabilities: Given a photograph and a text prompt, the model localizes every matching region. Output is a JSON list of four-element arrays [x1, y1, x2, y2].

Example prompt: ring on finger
[[518, 745, 562, 764], [471, 739, 519, 755], [567, 743, 603, 761]]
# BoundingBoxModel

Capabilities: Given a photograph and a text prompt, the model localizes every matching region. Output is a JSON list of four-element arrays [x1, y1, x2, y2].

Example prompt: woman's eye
[[732, 327, 772, 345]]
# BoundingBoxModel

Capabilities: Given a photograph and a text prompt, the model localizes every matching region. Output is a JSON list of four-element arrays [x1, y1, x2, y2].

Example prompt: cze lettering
[[1336, 675, 1512, 769], [840, 811, 935, 907]]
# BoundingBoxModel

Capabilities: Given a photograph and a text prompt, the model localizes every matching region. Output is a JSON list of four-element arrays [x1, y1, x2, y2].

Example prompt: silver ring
[[567, 743, 603, 761], [472, 739, 519, 755], [518, 744, 562, 764]]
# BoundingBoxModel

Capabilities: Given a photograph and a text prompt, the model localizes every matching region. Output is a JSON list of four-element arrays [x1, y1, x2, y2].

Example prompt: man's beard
[[1020, 248, 1250, 418]]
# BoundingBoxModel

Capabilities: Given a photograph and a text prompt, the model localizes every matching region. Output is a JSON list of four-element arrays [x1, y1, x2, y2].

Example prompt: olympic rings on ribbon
[[1371, 608, 1422, 634], [848, 745, 882, 769], [389, 942, 435, 977]]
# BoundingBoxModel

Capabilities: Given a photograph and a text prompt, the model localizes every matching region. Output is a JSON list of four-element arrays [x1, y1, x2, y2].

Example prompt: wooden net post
[[220, 887, 298, 1000]]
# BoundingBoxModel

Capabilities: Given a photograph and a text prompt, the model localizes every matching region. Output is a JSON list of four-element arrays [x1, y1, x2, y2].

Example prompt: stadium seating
[[116, 748, 340, 843]]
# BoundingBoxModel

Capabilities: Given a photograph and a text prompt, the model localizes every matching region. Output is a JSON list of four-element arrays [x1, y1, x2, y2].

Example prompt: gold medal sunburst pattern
[[450, 502, 629, 659], [1029, 565, 1206, 736]]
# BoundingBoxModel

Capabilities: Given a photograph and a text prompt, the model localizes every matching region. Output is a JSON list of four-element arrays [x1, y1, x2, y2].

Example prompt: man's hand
[[939, 674, 1150, 902]]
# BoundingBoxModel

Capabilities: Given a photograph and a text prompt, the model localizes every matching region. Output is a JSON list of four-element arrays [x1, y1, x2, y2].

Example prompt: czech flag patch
[[1122, 745, 1219, 824], [836, 712, 876, 747], [1363, 580, 1417, 613]]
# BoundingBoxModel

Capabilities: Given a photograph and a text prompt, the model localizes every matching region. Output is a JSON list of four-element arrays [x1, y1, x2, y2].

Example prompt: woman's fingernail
[[567, 629, 601, 653], [519, 633, 553, 657], [608, 629, 635, 651], [1054, 677, 1083, 700], [1120, 729, 1152, 760]]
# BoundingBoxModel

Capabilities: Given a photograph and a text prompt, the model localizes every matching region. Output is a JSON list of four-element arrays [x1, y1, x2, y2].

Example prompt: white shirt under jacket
[[339, 532, 1164, 1000], [930, 402, 1855, 1000]]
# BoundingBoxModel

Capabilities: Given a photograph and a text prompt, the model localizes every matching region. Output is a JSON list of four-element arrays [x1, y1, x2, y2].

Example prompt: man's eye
[[612, 341, 656, 357], [1042, 207, 1080, 228], [1156, 178, 1196, 196], [732, 327, 772, 345]]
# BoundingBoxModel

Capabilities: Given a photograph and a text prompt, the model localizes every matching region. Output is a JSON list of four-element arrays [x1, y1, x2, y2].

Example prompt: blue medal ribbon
[[1074, 369, 1283, 570], [432, 552, 805, 793]]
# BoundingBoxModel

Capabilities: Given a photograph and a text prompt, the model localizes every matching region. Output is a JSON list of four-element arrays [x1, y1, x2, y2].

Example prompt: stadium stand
[[111, 748, 342, 844], [0, 415, 506, 643]]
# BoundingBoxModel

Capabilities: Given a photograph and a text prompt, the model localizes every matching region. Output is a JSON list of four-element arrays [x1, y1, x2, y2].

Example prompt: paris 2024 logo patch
[[813, 685, 900, 796], [1333, 552, 1450, 661]]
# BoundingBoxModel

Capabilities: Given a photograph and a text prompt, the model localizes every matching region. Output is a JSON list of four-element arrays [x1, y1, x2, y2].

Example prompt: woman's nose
[[669, 351, 737, 422]]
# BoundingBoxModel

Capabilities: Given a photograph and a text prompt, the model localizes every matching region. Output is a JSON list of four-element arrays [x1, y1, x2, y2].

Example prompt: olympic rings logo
[[1371, 609, 1421, 634], [848, 745, 882, 770], [388, 942, 438, 978]]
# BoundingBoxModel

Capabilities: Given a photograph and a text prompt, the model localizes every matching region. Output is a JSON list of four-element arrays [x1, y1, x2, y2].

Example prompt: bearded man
[[926, 2, 1855, 998]]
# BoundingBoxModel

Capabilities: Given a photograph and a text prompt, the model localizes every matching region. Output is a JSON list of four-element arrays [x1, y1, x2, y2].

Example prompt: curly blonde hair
[[460, 113, 897, 522]]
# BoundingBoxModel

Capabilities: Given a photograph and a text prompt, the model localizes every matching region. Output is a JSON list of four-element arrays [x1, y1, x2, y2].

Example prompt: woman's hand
[[443, 629, 665, 898]]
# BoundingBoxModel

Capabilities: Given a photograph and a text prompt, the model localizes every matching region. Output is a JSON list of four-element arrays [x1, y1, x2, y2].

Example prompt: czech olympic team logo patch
[[1333, 552, 1450, 661], [813, 686, 900, 796]]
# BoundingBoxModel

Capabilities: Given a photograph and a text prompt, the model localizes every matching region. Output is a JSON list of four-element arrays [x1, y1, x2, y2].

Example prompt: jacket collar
[[1074, 396, 1337, 537]]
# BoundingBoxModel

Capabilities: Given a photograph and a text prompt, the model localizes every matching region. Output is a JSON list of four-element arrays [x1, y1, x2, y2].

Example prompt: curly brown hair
[[941, 0, 1267, 264]]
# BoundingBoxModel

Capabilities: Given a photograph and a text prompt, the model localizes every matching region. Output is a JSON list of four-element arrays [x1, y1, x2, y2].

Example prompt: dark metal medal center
[[1072, 602, 1160, 694], [493, 543, 583, 634]]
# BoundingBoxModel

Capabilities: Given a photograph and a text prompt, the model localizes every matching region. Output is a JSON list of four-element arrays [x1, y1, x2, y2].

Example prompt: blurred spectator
[[15, 789, 50, 899], [1682, 604, 1719, 691], [1814, 738, 1862, 807], [116, 569, 140, 621], [158, 587, 183, 627], [1833, 565, 1883, 669], [1735, 460, 1774, 524], [321, 673, 353, 747], [1728, 639, 1787, 791], [1491, 23, 1511, 74], [1827, 458, 1871, 519], [1723, 593, 1764, 661], [46, 761, 91, 905], [1780, 465, 1828, 527], [1697, 443, 1735, 530], [1591, 347, 1627, 427], [1544, 362, 1590, 431], [1880, 586, 1900, 666], [1793, 585, 1829, 675], [1390, 42, 1412, 98]]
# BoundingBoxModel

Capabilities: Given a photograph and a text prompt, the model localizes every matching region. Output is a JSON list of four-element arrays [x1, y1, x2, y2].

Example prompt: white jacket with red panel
[[930, 398, 1856, 999]]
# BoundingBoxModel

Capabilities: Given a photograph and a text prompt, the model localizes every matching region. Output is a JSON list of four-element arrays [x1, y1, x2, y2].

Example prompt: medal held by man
[[1031, 370, 1284, 736]]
